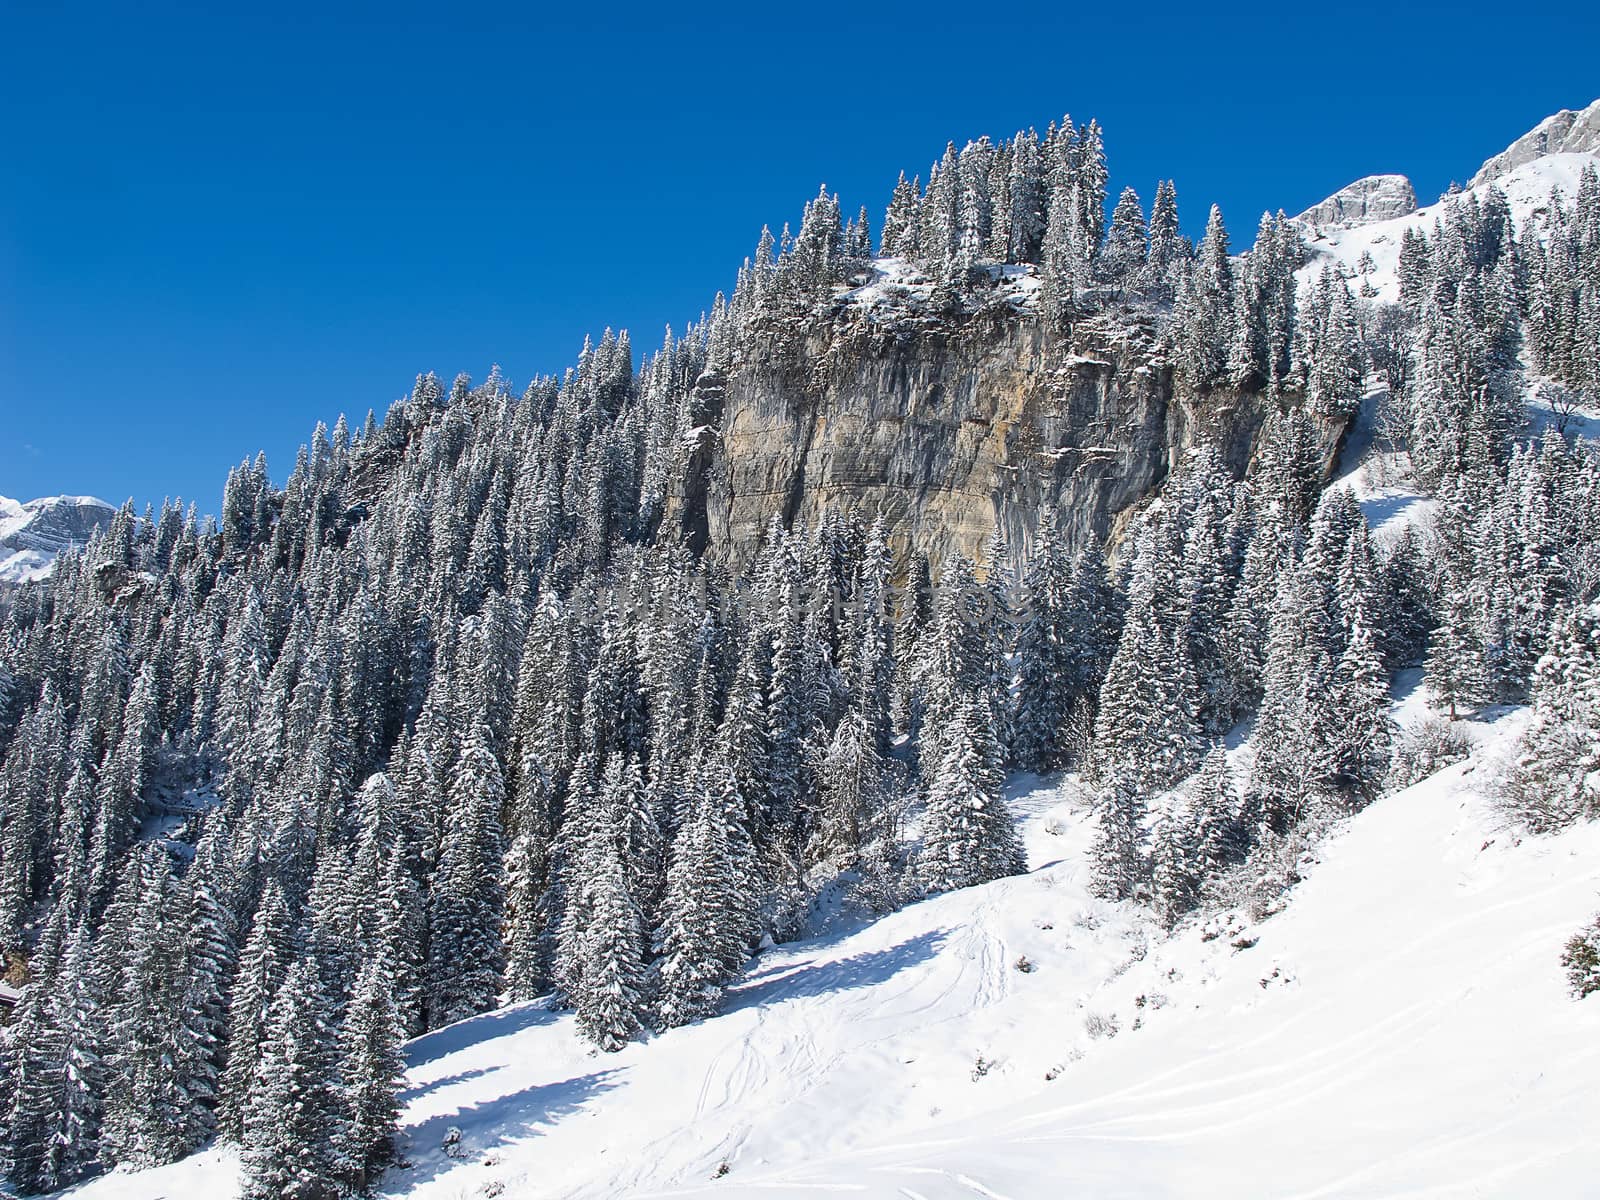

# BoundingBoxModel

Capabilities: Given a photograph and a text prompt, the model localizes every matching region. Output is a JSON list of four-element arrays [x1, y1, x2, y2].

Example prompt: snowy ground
[[1325, 384, 1438, 548], [1525, 379, 1600, 444], [65, 684, 1600, 1200]]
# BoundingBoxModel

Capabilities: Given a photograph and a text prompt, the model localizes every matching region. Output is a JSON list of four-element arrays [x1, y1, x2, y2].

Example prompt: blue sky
[[2, 0, 1596, 512]]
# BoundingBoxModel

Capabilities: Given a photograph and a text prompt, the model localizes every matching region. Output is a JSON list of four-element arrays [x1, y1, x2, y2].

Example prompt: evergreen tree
[[1102, 186, 1147, 294], [1426, 589, 1490, 720], [2, 923, 106, 1194], [811, 709, 890, 866], [1146, 179, 1183, 297], [1190, 745, 1247, 867], [573, 828, 648, 1052], [100, 847, 210, 1168], [219, 880, 297, 1139], [1090, 774, 1147, 902], [1150, 796, 1202, 928], [336, 958, 407, 1194], [1331, 610, 1393, 803], [1012, 513, 1074, 771], [1090, 524, 1202, 794], [916, 697, 1025, 893], [239, 959, 345, 1200], [1174, 205, 1235, 393], [3, 988, 78, 1195], [655, 762, 756, 1028], [427, 721, 507, 1027]]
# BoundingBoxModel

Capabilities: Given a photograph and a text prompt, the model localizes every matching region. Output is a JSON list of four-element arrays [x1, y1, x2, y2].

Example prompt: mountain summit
[[1292, 173, 1418, 233], [1469, 97, 1600, 186]]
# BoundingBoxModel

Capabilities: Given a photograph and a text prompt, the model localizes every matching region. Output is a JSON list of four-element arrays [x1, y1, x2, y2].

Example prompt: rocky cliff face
[[1469, 98, 1600, 187], [1293, 174, 1418, 233], [668, 288, 1342, 570]]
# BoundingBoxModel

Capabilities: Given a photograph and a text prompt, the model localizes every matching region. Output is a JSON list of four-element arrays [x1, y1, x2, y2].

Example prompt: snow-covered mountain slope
[[1324, 385, 1438, 546], [1296, 151, 1598, 304], [71, 698, 1600, 1200], [1292, 99, 1599, 295], [0, 494, 114, 584], [705, 719, 1600, 1199]]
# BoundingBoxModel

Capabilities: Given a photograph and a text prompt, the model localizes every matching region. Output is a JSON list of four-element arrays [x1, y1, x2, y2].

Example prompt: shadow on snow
[[389, 1066, 623, 1192], [405, 1000, 562, 1070], [725, 929, 948, 1011]]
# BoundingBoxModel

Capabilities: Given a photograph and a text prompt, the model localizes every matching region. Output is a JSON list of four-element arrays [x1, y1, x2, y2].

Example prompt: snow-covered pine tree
[[427, 721, 507, 1028], [3, 984, 77, 1196], [335, 957, 407, 1193], [1090, 773, 1148, 902], [1102, 186, 1147, 296], [1150, 795, 1202, 929], [573, 825, 649, 1052], [99, 846, 211, 1169], [2, 919, 106, 1195], [219, 879, 297, 1139], [655, 758, 757, 1028], [1173, 205, 1235, 393], [811, 709, 890, 866], [1145, 179, 1183, 298], [1190, 745, 1247, 869], [1426, 589, 1491, 720], [240, 958, 345, 1200], [1331, 608, 1393, 804], [1499, 606, 1600, 832], [916, 696, 1025, 894], [1012, 512, 1073, 772], [1089, 522, 1202, 794]]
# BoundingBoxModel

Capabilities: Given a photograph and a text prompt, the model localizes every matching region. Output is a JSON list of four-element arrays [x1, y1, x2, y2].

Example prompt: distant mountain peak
[[0, 493, 115, 584], [1293, 174, 1418, 233], [1469, 98, 1600, 188]]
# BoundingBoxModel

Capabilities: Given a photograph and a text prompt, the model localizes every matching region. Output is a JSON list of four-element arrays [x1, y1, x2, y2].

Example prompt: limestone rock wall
[[668, 302, 1336, 571]]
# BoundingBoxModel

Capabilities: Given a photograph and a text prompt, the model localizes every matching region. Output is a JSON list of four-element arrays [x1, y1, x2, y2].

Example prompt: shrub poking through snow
[[1562, 916, 1600, 999], [1084, 1012, 1118, 1039], [1388, 717, 1473, 790]]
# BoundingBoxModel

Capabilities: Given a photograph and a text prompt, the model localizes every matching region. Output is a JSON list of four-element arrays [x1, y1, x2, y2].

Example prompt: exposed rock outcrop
[[1293, 174, 1417, 234], [669, 293, 1345, 570], [1469, 99, 1600, 187]]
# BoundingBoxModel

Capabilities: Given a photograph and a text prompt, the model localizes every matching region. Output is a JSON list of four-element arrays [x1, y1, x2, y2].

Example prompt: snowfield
[[65, 696, 1600, 1200]]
